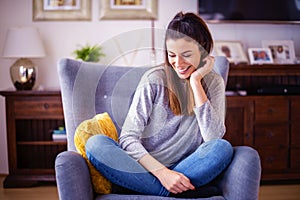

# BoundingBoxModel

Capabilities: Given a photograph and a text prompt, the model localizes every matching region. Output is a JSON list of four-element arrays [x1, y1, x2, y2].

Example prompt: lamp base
[[10, 58, 36, 90]]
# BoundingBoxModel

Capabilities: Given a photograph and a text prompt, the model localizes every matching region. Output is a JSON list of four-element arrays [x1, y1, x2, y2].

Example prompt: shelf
[[17, 141, 67, 145], [3, 174, 56, 188], [0, 90, 67, 187], [229, 63, 300, 76], [17, 143, 67, 170], [0, 90, 61, 96]]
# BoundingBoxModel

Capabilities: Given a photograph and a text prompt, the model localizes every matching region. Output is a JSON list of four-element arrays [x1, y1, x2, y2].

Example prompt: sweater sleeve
[[193, 72, 226, 142], [119, 73, 158, 161]]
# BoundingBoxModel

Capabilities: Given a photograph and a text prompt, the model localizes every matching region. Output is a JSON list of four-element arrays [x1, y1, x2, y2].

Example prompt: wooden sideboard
[[0, 91, 66, 188], [225, 95, 300, 181], [224, 63, 300, 181], [1, 64, 300, 187]]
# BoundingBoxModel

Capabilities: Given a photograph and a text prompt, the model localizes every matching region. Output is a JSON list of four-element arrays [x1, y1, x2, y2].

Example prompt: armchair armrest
[[217, 146, 261, 200], [55, 151, 94, 200]]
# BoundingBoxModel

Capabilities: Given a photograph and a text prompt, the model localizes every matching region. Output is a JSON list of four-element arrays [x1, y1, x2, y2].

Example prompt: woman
[[86, 12, 233, 198]]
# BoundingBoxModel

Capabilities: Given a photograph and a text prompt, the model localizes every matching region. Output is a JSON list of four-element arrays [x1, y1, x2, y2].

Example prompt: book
[[52, 126, 67, 141], [52, 133, 67, 141]]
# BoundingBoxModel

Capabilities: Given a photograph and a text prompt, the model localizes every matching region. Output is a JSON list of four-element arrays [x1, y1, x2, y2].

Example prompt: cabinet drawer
[[258, 147, 288, 170], [14, 98, 63, 118], [255, 99, 288, 122], [291, 123, 300, 146], [291, 148, 300, 169], [291, 100, 300, 121], [254, 124, 289, 146]]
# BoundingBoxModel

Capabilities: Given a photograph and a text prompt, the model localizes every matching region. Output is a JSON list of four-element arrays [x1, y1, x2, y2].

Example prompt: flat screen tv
[[198, 0, 300, 23]]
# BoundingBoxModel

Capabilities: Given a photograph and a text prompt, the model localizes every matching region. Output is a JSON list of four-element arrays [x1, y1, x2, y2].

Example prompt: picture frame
[[33, 0, 91, 21], [248, 48, 274, 64], [214, 41, 248, 64], [262, 40, 296, 64], [99, 0, 158, 20]]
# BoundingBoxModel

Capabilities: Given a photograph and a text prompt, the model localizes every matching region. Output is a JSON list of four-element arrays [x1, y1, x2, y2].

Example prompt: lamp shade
[[2, 27, 45, 58]]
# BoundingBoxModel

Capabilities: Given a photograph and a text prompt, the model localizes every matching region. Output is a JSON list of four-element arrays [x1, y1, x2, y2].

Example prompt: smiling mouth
[[178, 66, 191, 74]]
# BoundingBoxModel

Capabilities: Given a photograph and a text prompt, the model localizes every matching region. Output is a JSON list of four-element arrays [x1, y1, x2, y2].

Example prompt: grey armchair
[[55, 57, 261, 200]]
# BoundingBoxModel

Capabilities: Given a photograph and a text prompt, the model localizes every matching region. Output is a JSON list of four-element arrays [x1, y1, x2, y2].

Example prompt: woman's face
[[166, 38, 201, 79]]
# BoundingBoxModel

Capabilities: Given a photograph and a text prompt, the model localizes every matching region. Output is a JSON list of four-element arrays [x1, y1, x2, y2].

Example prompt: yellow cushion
[[74, 112, 118, 194]]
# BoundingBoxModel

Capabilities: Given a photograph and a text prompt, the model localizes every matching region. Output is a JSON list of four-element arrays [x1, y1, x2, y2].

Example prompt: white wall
[[0, 0, 299, 174], [0, 0, 198, 174]]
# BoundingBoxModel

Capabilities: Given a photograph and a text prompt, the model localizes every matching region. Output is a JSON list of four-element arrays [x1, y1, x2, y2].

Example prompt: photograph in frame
[[43, 0, 81, 10], [262, 40, 296, 64], [110, 0, 146, 10], [214, 41, 248, 64], [248, 48, 274, 65], [33, 0, 91, 21], [99, 0, 158, 20]]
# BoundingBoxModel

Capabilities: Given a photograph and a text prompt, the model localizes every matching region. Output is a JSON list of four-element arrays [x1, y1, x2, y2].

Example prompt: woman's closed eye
[[168, 53, 176, 58], [167, 53, 192, 58], [182, 53, 192, 58]]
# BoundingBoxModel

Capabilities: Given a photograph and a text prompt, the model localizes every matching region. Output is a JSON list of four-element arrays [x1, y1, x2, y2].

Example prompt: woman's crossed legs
[[85, 135, 233, 197]]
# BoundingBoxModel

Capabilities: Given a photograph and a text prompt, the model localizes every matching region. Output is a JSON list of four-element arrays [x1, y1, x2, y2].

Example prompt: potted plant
[[73, 44, 105, 62]]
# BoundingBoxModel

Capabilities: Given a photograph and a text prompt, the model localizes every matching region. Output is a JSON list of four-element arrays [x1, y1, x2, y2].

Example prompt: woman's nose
[[174, 56, 184, 66]]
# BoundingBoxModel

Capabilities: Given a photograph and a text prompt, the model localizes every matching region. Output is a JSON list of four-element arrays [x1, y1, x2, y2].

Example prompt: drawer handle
[[267, 132, 274, 138], [266, 156, 274, 163], [267, 108, 274, 114], [245, 133, 249, 138], [44, 103, 50, 109]]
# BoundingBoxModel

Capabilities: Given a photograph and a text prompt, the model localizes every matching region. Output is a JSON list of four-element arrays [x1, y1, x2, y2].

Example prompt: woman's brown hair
[[164, 12, 213, 115]]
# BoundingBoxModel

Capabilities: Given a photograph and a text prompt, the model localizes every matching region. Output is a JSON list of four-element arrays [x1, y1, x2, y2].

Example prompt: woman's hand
[[190, 56, 214, 83], [189, 56, 214, 107], [138, 154, 194, 194], [152, 167, 195, 194]]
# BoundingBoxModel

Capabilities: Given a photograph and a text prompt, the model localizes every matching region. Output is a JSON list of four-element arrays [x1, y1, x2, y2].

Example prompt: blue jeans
[[86, 135, 233, 197]]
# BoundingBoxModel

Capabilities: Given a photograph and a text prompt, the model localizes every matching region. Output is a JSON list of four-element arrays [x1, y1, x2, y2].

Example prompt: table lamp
[[2, 27, 45, 90]]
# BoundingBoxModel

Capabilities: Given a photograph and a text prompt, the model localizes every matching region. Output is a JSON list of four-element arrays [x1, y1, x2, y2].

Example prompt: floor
[[0, 184, 59, 200], [259, 184, 300, 200], [0, 176, 300, 200]]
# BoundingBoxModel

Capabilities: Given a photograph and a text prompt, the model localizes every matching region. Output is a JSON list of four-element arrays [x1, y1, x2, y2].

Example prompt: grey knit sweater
[[119, 66, 226, 167]]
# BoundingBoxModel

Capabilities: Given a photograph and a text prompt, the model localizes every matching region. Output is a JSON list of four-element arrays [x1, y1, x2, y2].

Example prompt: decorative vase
[[10, 58, 36, 90]]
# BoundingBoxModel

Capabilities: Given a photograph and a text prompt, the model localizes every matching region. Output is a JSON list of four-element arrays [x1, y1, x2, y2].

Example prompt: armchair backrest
[[57, 56, 229, 151]]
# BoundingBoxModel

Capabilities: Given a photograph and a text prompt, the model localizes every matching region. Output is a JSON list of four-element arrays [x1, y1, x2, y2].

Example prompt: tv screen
[[198, 0, 300, 23]]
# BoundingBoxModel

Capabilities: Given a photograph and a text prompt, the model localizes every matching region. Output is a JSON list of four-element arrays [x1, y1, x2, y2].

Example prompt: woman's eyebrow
[[182, 50, 192, 54]]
